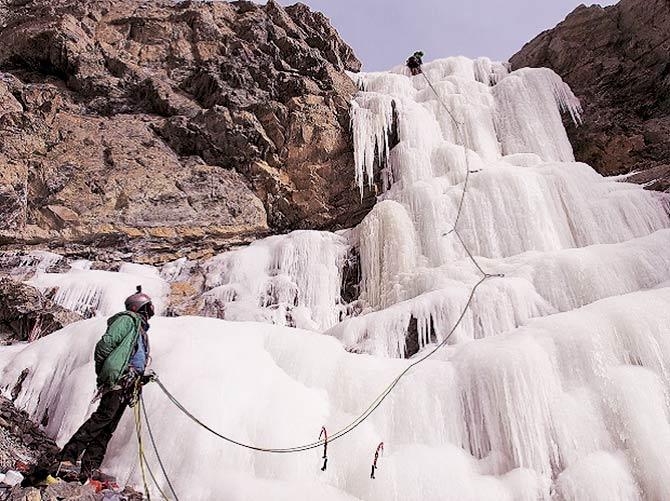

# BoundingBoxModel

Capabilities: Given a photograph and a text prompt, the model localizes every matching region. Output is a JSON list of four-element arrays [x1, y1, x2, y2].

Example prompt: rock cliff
[[0, 0, 371, 263], [0, 279, 82, 345], [510, 0, 670, 191]]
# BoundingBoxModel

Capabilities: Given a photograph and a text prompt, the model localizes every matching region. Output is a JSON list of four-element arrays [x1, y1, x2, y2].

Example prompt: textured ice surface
[[345, 57, 670, 357], [201, 231, 349, 331], [329, 229, 670, 357], [2, 57, 670, 500], [18, 251, 64, 272], [27, 263, 170, 317], [3, 289, 670, 500]]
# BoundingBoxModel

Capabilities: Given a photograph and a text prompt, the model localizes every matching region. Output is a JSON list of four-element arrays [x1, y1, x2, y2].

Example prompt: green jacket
[[94, 312, 143, 389]]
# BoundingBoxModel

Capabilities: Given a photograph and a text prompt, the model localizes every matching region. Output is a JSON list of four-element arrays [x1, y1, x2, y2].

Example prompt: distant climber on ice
[[56, 286, 156, 483], [406, 51, 424, 75]]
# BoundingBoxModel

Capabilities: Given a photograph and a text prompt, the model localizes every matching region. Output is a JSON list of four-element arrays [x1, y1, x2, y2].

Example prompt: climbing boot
[[55, 460, 81, 482]]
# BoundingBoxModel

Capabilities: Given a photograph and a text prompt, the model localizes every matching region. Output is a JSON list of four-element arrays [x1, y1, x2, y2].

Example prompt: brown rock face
[[0, 0, 371, 262], [510, 0, 670, 191], [0, 278, 82, 344], [0, 396, 59, 472]]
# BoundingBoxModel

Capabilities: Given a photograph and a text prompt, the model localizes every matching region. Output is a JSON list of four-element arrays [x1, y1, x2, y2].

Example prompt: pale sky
[[274, 0, 619, 71]]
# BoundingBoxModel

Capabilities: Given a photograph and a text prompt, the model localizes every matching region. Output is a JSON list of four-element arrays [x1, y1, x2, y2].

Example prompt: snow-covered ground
[[2, 57, 670, 500], [3, 290, 670, 500]]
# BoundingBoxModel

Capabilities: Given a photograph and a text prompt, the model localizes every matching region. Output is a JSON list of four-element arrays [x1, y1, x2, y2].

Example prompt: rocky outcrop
[[0, 397, 58, 476], [0, 279, 82, 344], [510, 0, 670, 191], [0, 0, 372, 263], [0, 394, 143, 500], [1, 483, 103, 501], [1, 476, 144, 501]]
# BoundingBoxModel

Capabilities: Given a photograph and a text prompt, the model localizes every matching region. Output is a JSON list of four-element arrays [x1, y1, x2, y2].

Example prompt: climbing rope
[[144, 67, 502, 465], [133, 391, 153, 501], [133, 383, 171, 501], [141, 394, 181, 501], [154, 275, 492, 454]]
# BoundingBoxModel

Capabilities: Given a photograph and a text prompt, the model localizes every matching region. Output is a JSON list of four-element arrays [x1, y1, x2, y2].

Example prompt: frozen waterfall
[[2, 57, 670, 501], [200, 230, 349, 331], [333, 57, 670, 358]]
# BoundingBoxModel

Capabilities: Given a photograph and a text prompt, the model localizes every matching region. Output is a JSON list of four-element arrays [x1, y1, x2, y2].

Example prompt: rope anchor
[[319, 426, 328, 471], [370, 442, 384, 479]]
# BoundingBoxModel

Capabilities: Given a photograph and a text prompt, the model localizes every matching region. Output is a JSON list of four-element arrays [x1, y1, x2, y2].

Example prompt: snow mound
[[3, 287, 670, 499]]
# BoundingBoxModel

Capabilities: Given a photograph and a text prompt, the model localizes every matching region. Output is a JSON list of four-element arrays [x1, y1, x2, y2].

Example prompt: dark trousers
[[59, 388, 128, 477]]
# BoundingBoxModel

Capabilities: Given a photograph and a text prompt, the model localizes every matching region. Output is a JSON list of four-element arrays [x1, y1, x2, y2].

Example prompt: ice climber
[[56, 286, 156, 483], [406, 51, 424, 75]]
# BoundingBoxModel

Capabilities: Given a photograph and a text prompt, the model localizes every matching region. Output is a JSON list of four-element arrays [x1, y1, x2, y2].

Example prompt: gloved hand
[[139, 369, 157, 385]]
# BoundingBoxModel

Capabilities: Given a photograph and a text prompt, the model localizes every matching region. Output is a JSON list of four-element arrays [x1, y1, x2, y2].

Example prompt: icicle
[[554, 452, 639, 501], [326, 278, 555, 358], [492, 68, 582, 162], [69, 260, 92, 270], [18, 251, 63, 272], [3, 56, 670, 501], [160, 257, 193, 282], [358, 200, 420, 309], [27, 264, 169, 317], [346, 57, 668, 362], [202, 230, 349, 331], [350, 92, 395, 197], [473, 57, 510, 86]]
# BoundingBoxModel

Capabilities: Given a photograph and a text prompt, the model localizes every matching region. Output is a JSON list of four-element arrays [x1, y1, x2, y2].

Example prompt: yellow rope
[[133, 392, 152, 501], [133, 381, 171, 501]]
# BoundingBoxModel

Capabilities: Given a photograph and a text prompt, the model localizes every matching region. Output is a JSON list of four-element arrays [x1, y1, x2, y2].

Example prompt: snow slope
[[2, 57, 670, 500], [3, 290, 670, 500]]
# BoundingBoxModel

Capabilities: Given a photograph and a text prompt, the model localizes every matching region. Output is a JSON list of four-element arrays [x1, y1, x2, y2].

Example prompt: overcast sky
[[274, 0, 619, 71]]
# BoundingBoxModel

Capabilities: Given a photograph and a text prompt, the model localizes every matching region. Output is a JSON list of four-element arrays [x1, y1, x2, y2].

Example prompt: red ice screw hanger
[[370, 442, 384, 479]]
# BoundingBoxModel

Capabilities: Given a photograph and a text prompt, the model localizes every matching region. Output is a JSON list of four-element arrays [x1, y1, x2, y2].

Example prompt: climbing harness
[[135, 66, 506, 497], [370, 442, 384, 479]]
